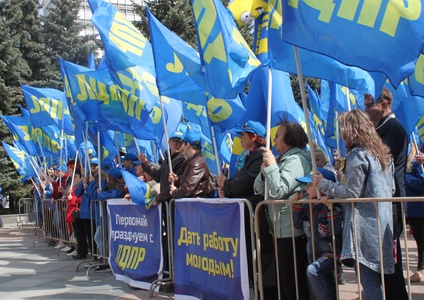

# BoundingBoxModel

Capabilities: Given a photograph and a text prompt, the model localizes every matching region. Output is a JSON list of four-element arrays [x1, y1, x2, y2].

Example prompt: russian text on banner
[[174, 198, 249, 299], [107, 199, 163, 290]]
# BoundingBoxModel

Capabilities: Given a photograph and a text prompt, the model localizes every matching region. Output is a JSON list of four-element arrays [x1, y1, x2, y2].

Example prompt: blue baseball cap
[[183, 130, 202, 148], [53, 165, 67, 172], [90, 158, 99, 165], [104, 167, 123, 179], [296, 168, 337, 183], [234, 121, 266, 138], [123, 152, 138, 161], [169, 129, 185, 140]]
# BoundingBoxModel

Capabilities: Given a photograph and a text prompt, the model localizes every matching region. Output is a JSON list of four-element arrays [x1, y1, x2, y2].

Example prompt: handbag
[[71, 200, 80, 220], [72, 209, 80, 220]]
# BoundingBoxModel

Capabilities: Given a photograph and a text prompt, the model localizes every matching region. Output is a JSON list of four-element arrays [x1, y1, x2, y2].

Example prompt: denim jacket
[[319, 147, 395, 274], [254, 147, 312, 238]]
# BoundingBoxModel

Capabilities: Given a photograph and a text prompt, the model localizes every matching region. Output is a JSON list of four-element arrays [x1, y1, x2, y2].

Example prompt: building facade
[[41, 0, 143, 36]]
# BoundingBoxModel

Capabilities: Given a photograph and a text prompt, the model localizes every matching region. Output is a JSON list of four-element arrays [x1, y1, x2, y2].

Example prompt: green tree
[[0, 1, 34, 210], [3, 0, 51, 87], [42, 0, 99, 89], [134, 0, 198, 48]]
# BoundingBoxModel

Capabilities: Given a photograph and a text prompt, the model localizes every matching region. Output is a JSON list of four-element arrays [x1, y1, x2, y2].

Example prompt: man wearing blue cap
[[138, 128, 187, 292], [138, 129, 186, 204], [169, 130, 211, 198]]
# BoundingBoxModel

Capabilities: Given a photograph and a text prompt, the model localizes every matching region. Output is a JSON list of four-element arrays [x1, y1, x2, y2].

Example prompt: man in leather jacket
[[169, 130, 210, 198], [139, 130, 186, 205]]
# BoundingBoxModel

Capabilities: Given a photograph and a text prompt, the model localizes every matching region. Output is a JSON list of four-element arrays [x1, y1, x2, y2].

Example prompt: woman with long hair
[[313, 110, 394, 300]]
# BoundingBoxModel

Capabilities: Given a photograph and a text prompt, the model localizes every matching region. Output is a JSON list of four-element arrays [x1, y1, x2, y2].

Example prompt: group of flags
[[3, 0, 424, 205]]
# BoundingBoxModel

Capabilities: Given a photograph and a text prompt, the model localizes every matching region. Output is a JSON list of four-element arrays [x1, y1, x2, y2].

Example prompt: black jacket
[[223, 147, 264, 209]]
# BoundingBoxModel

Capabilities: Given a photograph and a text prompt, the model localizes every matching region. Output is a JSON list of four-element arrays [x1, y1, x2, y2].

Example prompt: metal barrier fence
[[17, 198, 38, 229], [255, 197, 424, 300], [77, 199, 110, 274], [34, 198, 75, 253], [22, 195, 424, 299]]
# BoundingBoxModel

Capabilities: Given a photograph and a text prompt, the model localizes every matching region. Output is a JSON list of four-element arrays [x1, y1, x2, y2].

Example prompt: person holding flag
[[138, 129, 186, 205], [216, 120, 266, 286], [168, 130, 211, 199], [254, 119, 312, 300]]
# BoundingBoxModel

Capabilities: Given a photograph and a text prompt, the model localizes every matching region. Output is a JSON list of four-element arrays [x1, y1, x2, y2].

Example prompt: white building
[[41, 0, 144, 36]]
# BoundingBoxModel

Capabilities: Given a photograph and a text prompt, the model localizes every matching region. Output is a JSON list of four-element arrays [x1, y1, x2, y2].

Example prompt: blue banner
[[282, 0, 424, 87], [107, 199, 163, 290], [174, 199, 249, 299]]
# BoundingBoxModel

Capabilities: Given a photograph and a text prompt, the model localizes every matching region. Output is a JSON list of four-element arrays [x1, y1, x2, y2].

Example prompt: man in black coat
[[365, 88, 408, 300]]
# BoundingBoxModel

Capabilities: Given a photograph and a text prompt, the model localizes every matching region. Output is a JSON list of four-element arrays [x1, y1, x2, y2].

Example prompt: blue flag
[[282, 1, 424, 87], [120, 169, 152, 207], [89, 0, 158, 110], [2, 115, 38, 156], [61, 59, 157, 141], [147, 7, 247, 130], [2, 141, 37, 182], [190, 0, 260, 98], [146, 8, 207, 105], [252, 0, 385, 95], [409, 54, 424, 98], [416, 114, 424, 143], [21, 85, 74, 135]]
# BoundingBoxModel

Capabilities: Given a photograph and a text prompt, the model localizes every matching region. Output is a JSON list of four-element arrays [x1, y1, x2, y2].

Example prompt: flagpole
[[412, 130, 424, 174], [293, 48, 319, 175], [210, 125, 221, 175], [69, 149, 79, 193], [83, 122, 91, 178], [346, 87, 351, 111], [34, 129, 47, 174], [335, 111, 340, 155], [264, 67, 273, 203], [159, 95, 173, 178], [59, 129, 64, 187], [114, 131, 121, 166], [96, 122, 102, 190], [133, 137, 141, 155]]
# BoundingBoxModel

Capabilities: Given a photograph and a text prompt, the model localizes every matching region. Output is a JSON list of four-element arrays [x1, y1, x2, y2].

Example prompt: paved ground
[[0, 221, 423, 299]]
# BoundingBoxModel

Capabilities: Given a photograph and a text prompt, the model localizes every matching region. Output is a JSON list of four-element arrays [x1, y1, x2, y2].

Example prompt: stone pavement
[[0, 222, 423, 299]]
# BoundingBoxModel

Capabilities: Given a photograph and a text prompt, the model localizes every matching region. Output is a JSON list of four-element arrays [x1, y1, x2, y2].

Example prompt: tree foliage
[[0, 0, 100, 208], [42, 0, 100, 89]]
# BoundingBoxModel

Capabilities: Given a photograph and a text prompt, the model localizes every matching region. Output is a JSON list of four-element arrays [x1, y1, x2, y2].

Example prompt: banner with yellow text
[[174, 199, 249, 299], [107, 199, 163, 290]]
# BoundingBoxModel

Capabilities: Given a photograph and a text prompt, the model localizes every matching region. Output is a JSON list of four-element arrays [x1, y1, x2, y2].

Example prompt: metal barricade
[[254, 197, 424, 300], [17, 198, 38, 229], [33, 198, 74, 253], [77, 199, 110, 275], [149, 201, 172, 295]]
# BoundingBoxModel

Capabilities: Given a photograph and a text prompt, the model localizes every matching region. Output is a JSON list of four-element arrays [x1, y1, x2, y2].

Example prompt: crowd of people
[[24, 87, 424, 299]]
